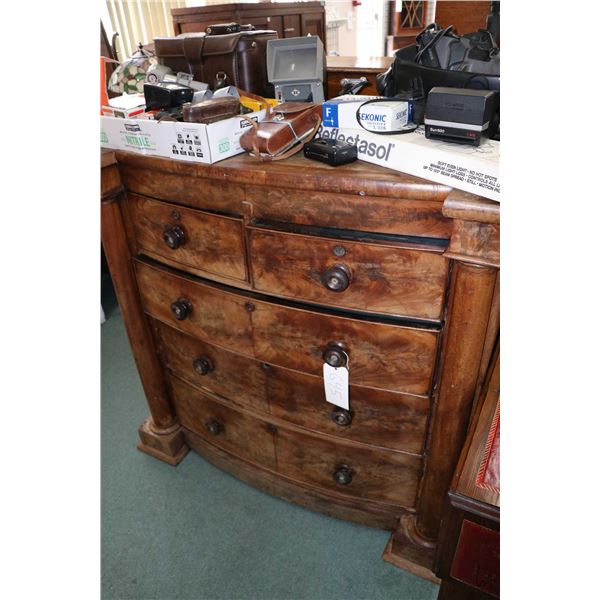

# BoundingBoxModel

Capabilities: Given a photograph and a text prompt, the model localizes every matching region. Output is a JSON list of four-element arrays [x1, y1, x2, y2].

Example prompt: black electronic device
[[424, 87, 495, 146], [143, 82, 194, 111], [303, 137, 358, 166]]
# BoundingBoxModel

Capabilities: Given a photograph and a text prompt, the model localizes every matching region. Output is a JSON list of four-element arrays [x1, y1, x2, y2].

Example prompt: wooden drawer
[[154, 321, 429, 453], [249, 228, 448, 320], [154, 319, 268, 414], [127, 193, 247, 282], [170, 375, 421, 508], [169, 375, 276, 469], [275, 422, 422, 507], [136, 259, 440, 396]]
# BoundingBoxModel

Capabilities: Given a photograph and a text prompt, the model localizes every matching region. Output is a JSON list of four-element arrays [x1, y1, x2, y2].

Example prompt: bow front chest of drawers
[[101, 150, 499, 580]]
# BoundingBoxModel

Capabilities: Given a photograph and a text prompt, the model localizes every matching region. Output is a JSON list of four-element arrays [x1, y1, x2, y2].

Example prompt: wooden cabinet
[[171, 2, 326, 51], [101, 150, 499, 581]]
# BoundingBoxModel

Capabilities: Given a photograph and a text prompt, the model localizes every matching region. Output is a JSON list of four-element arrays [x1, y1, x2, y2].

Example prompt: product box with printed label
[[319, 125, 500, 202], [100, 109, 266, 164], [322, 95, 412, 132]]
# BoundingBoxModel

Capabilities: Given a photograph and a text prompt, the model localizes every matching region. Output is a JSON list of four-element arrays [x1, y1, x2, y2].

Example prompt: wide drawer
[[136, 259, 440, 396], [169, 375, 422, 508], [249, 228, 448, 320], [127, 193, 247, 282], [154, 321, 429, 453]]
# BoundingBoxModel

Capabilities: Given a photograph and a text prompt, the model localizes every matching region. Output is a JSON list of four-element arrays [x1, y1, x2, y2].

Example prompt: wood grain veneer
[[102, 149, 499, 581]]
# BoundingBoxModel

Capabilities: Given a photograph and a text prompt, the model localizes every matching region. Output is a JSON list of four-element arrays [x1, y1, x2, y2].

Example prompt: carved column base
[[381, 514, 441, 584], [137, 417, 189, 466]]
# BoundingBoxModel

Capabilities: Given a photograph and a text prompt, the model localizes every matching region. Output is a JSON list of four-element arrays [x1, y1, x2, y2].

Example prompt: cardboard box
[[100, 109, 266, 164], [320, 125, 500, 202], [322, 95, 413, 132]]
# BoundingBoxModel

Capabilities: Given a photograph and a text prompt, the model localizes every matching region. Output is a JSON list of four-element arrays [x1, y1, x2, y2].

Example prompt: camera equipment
[[267, 36, 325, 103], [424, 87, 495, 146], [303, 137, 358, 166], [143, 82, 194, 110]]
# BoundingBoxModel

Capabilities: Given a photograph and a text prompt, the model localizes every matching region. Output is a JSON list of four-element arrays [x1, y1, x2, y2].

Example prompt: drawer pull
[[333, 465, 353, 485], [192, 356, 213, 376], [321, 264, 351, 292], [331, 408, 352, 427], [323, 344, 348, 368], [206, 418, 223, 436], [170, 298, 192, 321], [163, 225, 186, 250]]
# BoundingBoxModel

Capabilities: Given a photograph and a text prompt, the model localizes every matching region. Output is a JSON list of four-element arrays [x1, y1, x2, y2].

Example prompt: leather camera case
[[154, 27, 277, 97], [182, 97, 240, 124], [240, 103, 322, 161]]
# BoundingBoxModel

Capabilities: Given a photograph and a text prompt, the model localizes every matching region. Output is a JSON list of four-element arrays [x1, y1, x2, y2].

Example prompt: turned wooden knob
[[192, 356, 213, 376], [321, 264, 351, 292], [333, 465, 353, 485], [170, 298, 192, 320], [206, 419, 223, 436], [331, 408, 352, 427], [323, 345, 348, 368], [163, 225, 186, 249]]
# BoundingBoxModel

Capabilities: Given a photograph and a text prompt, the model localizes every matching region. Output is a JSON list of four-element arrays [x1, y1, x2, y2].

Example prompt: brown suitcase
[[182, 97, 240, 124], [154, 28, 277, 97]]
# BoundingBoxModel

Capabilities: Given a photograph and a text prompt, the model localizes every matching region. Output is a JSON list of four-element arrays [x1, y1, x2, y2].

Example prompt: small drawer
[[128, 193, 247, 282], [136, 259, 439, 396], [169, 375, 276, 469], [274, 425, 422, 508], [249, 228, 448, 320], [153, 321, 429, 453]]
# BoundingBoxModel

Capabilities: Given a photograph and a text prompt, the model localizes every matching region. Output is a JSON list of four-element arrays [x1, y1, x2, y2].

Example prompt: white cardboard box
[[320, 125, 500, 202], [322, 94, 412, 132], [100, 109, 266, 164]]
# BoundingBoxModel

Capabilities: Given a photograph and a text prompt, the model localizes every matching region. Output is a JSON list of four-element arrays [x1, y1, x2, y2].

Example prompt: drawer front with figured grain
[[128, 193, 247, 281], [153, 321, 429, 453], [136, 259, 254, 356], [266, 365, 429, 454], [249, 228, 448, 320], [136, 259, 439, 396], [169, 375, 276, 469], [154, 320, 268, 413], [274, 426, 422, 507]]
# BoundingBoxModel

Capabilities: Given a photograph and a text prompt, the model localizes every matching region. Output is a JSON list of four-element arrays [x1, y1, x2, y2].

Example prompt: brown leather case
[[154, 29, 277, 97], [182, 97, 240, 124], [240, 103, 322, 161]]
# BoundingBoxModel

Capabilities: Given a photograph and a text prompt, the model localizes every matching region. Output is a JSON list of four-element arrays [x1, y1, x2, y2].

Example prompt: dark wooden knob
[[163, 225, 186, 249], [170, 298, 192, 321], [206, 419, 223, 436], [193, 356, 213, 376], [333, 465, 353, 485], [323, 345, 348, 368], [321, 264, 351, 292], [331, 408, 352, 427]]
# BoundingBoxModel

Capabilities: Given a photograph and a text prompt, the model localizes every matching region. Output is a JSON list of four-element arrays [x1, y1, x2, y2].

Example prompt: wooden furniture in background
[[170, 2, 326, 51], [325, 56, 394, 99], [434, 346, 500, 599], [386, 0, 429, 55], [433, 1, 491, 36], [101, 150, 499, 581]]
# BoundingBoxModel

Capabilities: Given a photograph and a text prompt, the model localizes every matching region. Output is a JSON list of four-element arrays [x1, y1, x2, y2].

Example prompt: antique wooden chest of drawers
[[101, 150, 499, 580]]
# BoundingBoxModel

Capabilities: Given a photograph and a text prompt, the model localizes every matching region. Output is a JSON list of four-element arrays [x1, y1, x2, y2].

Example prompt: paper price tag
[[323, 363, 349, 410]]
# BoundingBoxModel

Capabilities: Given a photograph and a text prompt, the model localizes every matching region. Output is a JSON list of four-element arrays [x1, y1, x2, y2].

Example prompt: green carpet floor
[[101, 282, 440, 600]]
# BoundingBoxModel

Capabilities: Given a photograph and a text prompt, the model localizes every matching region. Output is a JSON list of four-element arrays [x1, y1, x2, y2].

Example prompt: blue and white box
[[322, 95, 413, 132]]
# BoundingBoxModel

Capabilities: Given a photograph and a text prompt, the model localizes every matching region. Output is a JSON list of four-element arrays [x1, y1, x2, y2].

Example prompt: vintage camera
[[143, 82, 194, 110], [303, 137, 358, 166]]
